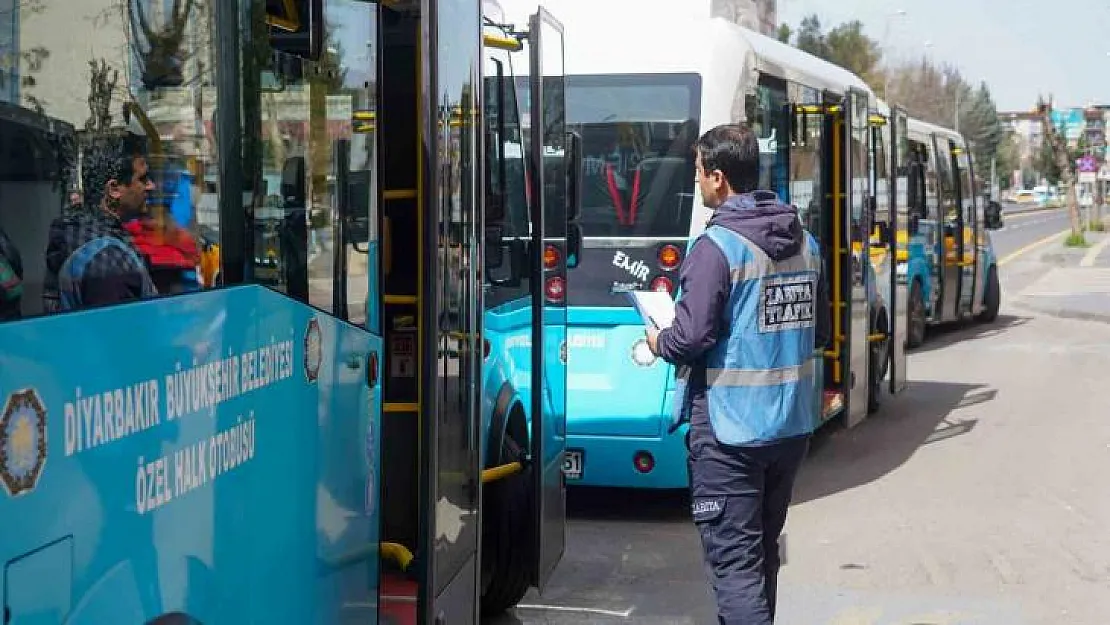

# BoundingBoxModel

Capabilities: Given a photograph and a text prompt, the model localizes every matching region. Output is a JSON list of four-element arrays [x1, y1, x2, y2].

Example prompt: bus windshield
[[520, 73, 701, 238]]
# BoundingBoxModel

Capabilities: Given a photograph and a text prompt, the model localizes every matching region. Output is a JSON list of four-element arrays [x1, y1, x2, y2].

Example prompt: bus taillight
[[543, 244, 560, 270], [658, 244, 681, 270], [545, 276, 566, 303], [649, 276, 673, 293]]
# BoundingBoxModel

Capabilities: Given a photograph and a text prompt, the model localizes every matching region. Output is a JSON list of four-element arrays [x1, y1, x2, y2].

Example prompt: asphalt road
[[484, 202, 1110, 625], [991, 204, 1071, 261]]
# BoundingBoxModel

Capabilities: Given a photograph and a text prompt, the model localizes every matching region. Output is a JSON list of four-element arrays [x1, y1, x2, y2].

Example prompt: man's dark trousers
[[687, 427, 810, 624]]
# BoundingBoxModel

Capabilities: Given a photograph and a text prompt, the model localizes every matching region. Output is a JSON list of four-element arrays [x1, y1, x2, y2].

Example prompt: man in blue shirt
[[647, 124, 830, 624]]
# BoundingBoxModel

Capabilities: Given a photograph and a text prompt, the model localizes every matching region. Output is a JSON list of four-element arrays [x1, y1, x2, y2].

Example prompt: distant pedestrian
[[646, 123, 830, 624]]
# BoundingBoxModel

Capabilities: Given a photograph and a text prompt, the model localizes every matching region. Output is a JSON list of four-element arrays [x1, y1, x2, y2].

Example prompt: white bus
[[500, 0, 910, 490]]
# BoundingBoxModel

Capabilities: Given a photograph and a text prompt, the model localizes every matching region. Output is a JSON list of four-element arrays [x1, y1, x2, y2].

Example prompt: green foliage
[[1064, 232, 1089, 247], [789, 15, 883, 92], [782, 14, 1009, 194]]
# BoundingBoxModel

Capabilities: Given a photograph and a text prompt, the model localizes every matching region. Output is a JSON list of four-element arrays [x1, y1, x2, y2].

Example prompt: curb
[[1011, 297, 1110, 325]]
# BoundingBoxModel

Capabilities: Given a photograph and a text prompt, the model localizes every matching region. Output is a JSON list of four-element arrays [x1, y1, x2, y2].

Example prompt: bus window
[[0, 2, 223, 322], [483, 49, 531, 308], [557, 73, 701, 239], [745, 77, 789, 200], [252, 0, 378, 325], [932, 136, 958, 222], [791, 107, 824, 234]]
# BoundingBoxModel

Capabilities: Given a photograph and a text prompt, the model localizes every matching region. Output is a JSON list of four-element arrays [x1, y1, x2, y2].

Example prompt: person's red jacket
[[124, 218, 200, 270]]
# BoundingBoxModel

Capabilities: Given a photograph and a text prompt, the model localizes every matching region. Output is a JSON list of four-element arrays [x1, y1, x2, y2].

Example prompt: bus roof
[[907, 116, 966, 146], [500, 0, 873, 98]]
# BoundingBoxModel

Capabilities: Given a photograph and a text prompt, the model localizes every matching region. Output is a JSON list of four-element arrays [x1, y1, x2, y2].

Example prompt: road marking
[[1006, 207, 1065, 220], [516, 603, 636, 618], [998, 229, 1071, 266], [1080, 232, 1110, 267]]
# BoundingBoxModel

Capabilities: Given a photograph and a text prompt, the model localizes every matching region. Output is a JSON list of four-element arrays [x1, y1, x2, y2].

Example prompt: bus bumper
[[563, 427, 688, 490]]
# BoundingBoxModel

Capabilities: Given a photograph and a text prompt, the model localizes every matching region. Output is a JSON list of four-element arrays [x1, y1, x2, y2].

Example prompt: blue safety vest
[[674, 224, 822, 446]]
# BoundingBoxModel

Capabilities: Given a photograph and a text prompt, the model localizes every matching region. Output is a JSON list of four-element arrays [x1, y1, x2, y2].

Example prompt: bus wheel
[[479, 436, 532, 616], [907, 281, 926, 348], [977, 265, 1001, 323], [868, 314, 889, 414]]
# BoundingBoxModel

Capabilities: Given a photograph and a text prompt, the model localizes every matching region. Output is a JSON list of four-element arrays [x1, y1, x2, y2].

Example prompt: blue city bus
[[505, 5, 911, 490], [896, 117, 1004, 348], [0, 0, 575, 622]]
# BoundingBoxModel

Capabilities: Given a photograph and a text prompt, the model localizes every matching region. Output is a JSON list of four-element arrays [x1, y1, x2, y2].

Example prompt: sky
[[779, 0, 1110, 112]]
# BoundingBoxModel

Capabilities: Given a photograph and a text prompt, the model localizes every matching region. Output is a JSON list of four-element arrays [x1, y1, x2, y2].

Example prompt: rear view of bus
[[559, 72, 700, 488]]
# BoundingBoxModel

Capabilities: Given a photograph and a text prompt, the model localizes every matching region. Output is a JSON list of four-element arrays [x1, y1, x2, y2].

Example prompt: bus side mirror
[[281, 156, 306, 207], [566, 130, 582, 222], [486, 225, 524, 288], [984, 201, 1004, 230], [566, 130, 582, 269]]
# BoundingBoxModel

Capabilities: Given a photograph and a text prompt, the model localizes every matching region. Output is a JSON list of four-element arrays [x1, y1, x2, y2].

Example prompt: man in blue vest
[[646, 123, 830, 624]]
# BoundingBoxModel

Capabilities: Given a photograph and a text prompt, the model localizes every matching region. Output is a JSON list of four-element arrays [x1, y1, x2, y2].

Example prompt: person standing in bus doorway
[[645, 124, 830, 624], [43, 135, 157, 312]]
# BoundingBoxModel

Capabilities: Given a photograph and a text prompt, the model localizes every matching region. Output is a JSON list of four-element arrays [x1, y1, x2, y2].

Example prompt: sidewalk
[[1011, 226, 1110, 323]]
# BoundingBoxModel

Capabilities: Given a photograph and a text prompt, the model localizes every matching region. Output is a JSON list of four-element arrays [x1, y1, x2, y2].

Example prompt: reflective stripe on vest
[[699, 224, 822, 445]]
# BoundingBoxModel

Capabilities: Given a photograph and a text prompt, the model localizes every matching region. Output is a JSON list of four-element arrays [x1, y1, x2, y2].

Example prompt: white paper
[[626, 290, 676, 329]]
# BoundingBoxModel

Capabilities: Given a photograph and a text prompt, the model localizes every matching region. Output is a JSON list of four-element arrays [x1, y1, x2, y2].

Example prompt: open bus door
[[889, 107, 910, 394], [843, 88, 872, 427], [526, 7, 570, 592]]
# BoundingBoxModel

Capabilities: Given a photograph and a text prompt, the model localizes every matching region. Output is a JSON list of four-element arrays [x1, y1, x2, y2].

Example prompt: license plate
[[562, 449, 584, 480]]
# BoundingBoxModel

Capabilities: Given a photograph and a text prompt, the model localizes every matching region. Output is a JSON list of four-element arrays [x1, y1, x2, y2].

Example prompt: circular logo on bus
[[304, 317, 322, 383], [0, 389, 47, 497]]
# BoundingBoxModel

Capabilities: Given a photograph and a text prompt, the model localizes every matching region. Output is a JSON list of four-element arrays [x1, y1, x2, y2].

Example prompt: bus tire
[[479, 434, 532, 616], [977, 265, 1000, 323], [907, 280, 926, 349]]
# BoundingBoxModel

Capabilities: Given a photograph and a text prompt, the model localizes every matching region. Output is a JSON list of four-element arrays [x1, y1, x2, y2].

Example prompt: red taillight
[[633, 451, 655, 474], [543, 244, 560, 270], [658, 244, 681, 270], [649, 276, 673, 293], [545, 276, 566, 302], [367, 352, 379, 388]]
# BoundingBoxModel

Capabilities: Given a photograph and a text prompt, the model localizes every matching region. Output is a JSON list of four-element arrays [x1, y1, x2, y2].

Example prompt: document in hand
[[626, 290, 676, 329]]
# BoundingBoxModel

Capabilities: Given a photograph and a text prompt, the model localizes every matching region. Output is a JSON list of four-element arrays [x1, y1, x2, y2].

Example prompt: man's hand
[[645, 326, 661, 356]]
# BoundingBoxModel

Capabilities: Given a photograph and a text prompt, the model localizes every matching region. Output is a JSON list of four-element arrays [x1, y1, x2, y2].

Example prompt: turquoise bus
[[0, 0, 576, 621], [897, 118, 1004, 348], [498, 0, 909, 490]]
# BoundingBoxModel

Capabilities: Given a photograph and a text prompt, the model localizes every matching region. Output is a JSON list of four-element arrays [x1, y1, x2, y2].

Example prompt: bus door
[[527, 7, 570, 591], [954, 145, 979, 316], [843, 88, 871, 427], [889, 107, 910, 394], [931, 134, 961, 322]]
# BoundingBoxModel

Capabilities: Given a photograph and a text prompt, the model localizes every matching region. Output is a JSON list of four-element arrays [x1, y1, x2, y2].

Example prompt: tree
[[1037, 96, 1083, 241], [824, 21, 883, 92], [794, 15, 829, 59], [994, 131, 1021, 190], [776, 23, 792, 44]]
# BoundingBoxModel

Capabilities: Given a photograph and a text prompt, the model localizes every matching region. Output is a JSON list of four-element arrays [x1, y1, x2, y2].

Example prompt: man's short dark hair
[[80, 132, 146, 208], [694, 124, 761, 193]]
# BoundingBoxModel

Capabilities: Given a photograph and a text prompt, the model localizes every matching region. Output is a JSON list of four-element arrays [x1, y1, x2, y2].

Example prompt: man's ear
[[105, 179, 122, 200]]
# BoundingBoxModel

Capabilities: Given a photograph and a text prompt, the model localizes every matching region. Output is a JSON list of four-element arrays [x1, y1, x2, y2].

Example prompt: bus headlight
[[630, 339, 657, 367]]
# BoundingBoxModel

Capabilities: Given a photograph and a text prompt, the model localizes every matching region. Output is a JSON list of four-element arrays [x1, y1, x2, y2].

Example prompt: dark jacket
[[0, 228, 23, 321], [656, 192, 830, 457], [43, 209, 155, 312]]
